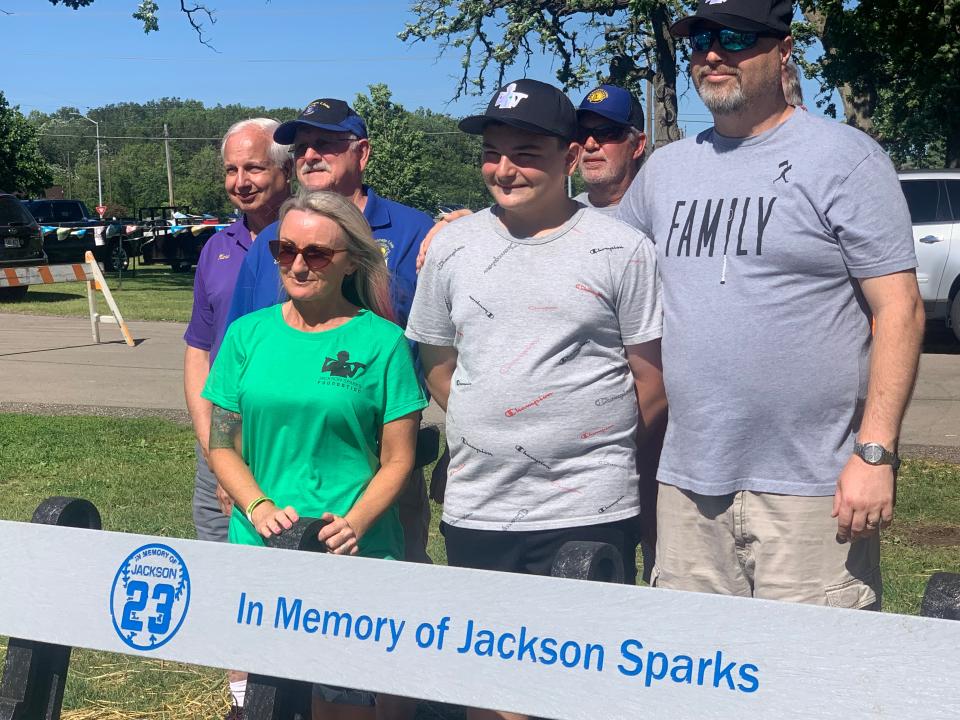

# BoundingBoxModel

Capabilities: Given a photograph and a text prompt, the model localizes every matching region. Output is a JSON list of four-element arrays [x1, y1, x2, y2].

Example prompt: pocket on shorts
[[824, 567, 882, 610]]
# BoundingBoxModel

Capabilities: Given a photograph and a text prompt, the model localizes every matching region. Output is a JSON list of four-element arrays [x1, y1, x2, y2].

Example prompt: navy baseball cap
[[577, 85, 644, 131], [274, 98, 368, 144], [458, 79, 578, 141], [671, 0, 794, 36]]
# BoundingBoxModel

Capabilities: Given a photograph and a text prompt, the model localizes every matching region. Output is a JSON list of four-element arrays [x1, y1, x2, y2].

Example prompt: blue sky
[[4, 0, 827, 137]]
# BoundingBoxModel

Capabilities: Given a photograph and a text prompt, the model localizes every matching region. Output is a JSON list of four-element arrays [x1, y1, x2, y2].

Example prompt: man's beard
[[694, 67, 746, 115], [579, 155, 627, 187]]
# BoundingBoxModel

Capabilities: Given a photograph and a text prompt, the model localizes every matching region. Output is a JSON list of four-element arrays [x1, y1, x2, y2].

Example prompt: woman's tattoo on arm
[[210, 405, 242, 450]]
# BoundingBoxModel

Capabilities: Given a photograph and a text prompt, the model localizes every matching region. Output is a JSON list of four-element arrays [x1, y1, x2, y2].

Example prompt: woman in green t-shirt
[[203, 190, 427, 562]]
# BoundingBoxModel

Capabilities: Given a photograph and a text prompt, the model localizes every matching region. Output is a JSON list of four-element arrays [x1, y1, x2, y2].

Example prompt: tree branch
[[180, 0, 218, 51]]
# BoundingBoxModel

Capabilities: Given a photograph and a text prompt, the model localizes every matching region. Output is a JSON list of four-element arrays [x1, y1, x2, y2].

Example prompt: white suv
[[899, 170, 960, 341]]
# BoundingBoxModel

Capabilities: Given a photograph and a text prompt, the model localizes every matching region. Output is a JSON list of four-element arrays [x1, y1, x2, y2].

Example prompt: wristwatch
[[854, 441, 901, 472]]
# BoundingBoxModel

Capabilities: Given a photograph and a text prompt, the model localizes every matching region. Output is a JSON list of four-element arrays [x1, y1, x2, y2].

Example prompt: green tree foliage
[[29, 95, 488, 215], [31, 99, 298, 214], [410, 110, 489, 210], [353, 85, 441, 214], [403, 1, 960, 167], [45, 1, 960, 168], [0, 92, 52, 195], [798, 0, 960, 168], [178, 145, 227, 213], [400, 1, 685, 146]]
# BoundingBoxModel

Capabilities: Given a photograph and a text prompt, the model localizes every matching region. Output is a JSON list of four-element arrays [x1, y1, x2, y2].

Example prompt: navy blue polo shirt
[[226, 186, 432, 331]]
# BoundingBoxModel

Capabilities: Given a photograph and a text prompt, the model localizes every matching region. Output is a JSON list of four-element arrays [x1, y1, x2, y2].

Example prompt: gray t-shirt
[[407, 207, 662, 531], [574, 192, 620, 217], [618, 109, 917, 497]]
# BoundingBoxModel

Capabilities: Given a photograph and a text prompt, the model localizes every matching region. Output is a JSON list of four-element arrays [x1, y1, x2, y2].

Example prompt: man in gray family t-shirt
[[408, 78, 665, 593], [617, 0, 924, 607]]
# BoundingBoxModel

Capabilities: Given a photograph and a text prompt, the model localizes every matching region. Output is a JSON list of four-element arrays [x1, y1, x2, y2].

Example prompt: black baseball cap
[[274, 98, 368, 144], [577, 85, 644, 131], [458, 79, 578, 141], [671, 0, 794, 37]]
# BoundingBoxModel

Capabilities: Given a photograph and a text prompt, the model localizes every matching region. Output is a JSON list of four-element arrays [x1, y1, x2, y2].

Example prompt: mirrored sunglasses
[[689, 28, 762, 53]]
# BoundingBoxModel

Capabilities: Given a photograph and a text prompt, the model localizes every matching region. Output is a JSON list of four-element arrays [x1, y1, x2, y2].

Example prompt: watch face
[[863, 444, 884, 464]]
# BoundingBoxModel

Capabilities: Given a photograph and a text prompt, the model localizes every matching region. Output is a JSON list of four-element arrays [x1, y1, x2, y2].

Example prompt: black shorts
[[441, 517, 639, 585]]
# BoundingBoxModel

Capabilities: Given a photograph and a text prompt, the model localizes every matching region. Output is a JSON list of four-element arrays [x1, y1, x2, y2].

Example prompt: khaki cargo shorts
[[652, 483, 882, 609]]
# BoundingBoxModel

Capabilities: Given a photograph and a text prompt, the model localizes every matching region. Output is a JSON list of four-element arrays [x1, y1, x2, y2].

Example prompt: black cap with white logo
[[671, 0, 794, 37], [458, 79, 578, 142]]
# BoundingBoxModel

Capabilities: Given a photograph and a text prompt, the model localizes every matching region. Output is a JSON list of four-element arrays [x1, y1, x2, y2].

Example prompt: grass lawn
[[0, 413, 957, 718], [1, 265, 196, 323]]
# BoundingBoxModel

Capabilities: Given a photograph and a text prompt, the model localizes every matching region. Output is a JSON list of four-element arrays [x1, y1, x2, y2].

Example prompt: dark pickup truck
[[21, 199, 133, 272], [138, 205, 223, 272]]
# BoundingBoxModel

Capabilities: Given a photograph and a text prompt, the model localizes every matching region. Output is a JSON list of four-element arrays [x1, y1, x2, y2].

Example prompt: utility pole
[[163, 123, 175, 205], [72, 112, 102, 207]]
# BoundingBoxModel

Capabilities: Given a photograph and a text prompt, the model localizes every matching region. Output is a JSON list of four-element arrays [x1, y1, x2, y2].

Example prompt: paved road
[[0, 313, 955, 452]]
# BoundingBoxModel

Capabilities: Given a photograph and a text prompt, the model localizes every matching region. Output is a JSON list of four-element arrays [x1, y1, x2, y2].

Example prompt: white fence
[[1, 513, 958, 719]]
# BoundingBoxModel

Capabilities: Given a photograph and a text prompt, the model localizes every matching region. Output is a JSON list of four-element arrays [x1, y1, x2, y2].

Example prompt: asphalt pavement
[[0, 313, 956, 460]]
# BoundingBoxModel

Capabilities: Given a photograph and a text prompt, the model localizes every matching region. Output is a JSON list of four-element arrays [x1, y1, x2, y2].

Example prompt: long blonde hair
[[277, 190, 394, 322]]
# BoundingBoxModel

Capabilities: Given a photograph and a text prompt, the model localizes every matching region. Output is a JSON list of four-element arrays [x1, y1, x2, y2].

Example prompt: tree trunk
[[650, 4, 682, 146], [802, 6, 876, 135]]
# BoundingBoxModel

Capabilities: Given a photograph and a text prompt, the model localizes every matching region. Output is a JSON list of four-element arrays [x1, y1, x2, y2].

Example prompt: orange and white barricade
[[0, 253, 134, 347]]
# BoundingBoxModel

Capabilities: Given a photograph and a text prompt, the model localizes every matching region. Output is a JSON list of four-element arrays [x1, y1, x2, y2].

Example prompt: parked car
[[0, 194, 47, 301], [899, 170, 960, 342], [21, 199, 133, 272]]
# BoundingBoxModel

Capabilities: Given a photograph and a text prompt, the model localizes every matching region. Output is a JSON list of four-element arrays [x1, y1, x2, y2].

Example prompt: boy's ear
[[564, 141, 582, 176]]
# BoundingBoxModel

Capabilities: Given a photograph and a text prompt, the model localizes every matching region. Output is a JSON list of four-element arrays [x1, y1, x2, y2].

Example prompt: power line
[[39, 132, 221, 141], [16, 51, 434, 65]]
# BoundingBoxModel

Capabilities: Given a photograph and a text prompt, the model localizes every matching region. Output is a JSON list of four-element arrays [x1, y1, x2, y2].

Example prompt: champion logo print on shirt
[[468, 295, 495, 318], [504, 392, 554, 417], [515, 444, 551, 470]]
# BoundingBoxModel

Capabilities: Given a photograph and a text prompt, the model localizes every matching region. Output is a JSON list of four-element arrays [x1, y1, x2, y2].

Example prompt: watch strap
[[854, 441, 901, 472]]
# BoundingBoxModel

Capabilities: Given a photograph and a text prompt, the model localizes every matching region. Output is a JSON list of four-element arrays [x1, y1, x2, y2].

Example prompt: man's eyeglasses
[[268, 240, 348, 270], [292, 136, 358, 158], [577, 125, 630, 145], [689, 28, 763, 53]]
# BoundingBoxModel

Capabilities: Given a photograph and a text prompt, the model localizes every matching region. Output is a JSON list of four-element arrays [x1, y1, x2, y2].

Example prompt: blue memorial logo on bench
[[109, 543, 191, 650]]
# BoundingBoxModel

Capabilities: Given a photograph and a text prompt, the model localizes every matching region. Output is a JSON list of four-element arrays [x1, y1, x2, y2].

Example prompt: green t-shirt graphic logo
[[322, 350, 368, 378]]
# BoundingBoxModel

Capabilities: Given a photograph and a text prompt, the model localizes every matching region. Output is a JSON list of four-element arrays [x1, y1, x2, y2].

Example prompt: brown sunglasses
[[268, 240, 348, 270]]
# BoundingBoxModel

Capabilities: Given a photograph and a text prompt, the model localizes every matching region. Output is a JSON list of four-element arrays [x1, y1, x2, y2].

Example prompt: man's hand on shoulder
[[416, 208, 473, 272], [832, 455, 895, 543]]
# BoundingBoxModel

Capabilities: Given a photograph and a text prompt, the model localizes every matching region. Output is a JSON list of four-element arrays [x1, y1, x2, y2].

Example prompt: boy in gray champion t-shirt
[[406, 78, 664, 583]]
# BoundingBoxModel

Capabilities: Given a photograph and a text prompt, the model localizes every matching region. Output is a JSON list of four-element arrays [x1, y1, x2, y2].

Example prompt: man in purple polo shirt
[[183, 117, 291, 719]]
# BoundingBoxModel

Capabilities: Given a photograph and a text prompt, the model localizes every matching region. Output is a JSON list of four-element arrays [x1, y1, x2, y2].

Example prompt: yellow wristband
[[244, 496, 273, 523]]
